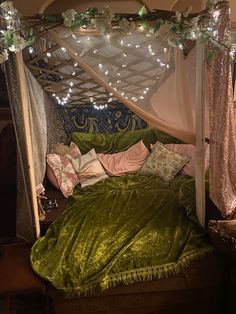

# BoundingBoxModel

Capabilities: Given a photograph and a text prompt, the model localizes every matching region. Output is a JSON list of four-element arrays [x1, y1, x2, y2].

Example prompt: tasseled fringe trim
[[57, 248, 213, 298]]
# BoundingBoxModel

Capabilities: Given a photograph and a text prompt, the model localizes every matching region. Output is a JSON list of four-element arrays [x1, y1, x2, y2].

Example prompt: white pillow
[[76, 149, 109, 188]]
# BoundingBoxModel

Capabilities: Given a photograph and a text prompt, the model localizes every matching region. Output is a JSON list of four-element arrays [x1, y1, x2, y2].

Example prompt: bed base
[[48, 254, 222, 314]]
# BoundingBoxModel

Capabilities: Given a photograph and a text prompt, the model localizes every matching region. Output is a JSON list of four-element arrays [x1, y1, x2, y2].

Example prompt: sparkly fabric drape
[[208, 1, 236, 217]]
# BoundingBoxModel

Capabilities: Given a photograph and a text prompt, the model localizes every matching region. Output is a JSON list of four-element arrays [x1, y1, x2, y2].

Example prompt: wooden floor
[[0, 242, 45, 314]]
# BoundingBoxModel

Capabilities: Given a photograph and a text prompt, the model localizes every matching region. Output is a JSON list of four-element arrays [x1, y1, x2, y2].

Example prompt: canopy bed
[[0, 0, 235, 312]]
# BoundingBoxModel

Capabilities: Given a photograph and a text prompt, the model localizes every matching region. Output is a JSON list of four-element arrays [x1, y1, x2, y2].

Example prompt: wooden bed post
[[195, 39, 206, 227], [15, 51, 40, 239]]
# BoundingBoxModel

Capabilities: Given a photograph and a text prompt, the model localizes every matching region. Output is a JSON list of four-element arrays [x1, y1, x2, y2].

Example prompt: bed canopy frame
[[1, 0, 236, 241]]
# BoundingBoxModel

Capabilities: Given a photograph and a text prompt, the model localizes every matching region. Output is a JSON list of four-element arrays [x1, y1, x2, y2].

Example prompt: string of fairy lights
[[27, 31, 172, 110], [0, 1, 235, 110]]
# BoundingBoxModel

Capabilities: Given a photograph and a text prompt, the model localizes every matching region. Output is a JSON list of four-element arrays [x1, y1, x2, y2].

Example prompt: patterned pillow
[[140, 141, 190, 182], [47, 154, 79, 198]]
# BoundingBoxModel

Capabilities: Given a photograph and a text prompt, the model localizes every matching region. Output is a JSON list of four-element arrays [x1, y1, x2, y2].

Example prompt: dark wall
[[0, 123, 16, 238], [59, 103, 147, 135]]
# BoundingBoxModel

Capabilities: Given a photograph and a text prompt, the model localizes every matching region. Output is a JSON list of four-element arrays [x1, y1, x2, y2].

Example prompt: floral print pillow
[[140, 141, 190, 182], [47, 154, 79, 198]]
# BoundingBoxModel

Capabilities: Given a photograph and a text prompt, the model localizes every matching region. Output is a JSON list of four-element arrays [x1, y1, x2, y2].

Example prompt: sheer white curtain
[[49, 27, 206, 144]]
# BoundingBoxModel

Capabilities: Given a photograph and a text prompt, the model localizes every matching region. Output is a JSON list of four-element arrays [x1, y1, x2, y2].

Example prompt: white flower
[[102, 5, 114, 22], [191, 16, 200, 29], [119, 18, 129, 30], [175, 11, 181, 23], [63, 18, 73, 28], [94, 18, 112, 34], [167, 34, 178, 47], [183, 6, 192, 17], [119, 18, 136, 33], [62, 9, 77, 21], [9, 33, 26, 52], [62, 9, 77, 27], [0, 1, 18, 16], [0, 49, 8, 63], [0, 1, 17, 14], [186, 28, 201, 40]]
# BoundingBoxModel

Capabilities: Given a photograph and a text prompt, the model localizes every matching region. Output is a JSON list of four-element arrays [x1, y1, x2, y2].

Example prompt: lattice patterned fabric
[[24, 26, 173, 110]]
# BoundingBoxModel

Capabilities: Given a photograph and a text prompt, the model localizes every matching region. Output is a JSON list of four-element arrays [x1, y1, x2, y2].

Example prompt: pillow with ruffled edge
[[97, 140, 150, 176], [46, 142, 81, 197], [46, 154, 79, 198], [140, 141, 190, 182]]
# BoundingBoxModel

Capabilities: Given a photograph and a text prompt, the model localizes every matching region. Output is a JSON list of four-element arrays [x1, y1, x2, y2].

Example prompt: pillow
[[46, 164, 60, 190], [46, 154, 79, 198], [97, 140, 150, 176], [76, 149, 109, 188], [140, 141, 190, 182], [46, 142, 81, 194], [165, 143, 209, 177]]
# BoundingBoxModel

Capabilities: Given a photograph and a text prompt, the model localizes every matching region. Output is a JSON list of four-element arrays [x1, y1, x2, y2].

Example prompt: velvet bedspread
[[31, 173, 213, 296]]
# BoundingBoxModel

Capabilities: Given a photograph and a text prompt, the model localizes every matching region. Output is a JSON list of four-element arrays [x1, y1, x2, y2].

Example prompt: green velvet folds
[[70, 128, 183, 154], [31, 173, 213, 296]]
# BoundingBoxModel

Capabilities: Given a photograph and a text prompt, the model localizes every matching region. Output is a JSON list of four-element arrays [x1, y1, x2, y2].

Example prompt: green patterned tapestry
[[31, 173, 213, 296]]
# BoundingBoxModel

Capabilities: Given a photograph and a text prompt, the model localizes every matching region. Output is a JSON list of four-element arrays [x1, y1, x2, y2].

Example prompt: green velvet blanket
[[31, 173, 213, 296]]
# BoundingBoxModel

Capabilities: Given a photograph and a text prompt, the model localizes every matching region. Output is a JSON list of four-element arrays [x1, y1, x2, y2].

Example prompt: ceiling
[[11, 0, 236, 22], [12, 0, 206, 16]]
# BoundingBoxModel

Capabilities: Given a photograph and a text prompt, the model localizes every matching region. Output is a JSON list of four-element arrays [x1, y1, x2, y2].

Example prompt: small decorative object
[[42, 198, 58, 212], [36, 183, 46, 222]]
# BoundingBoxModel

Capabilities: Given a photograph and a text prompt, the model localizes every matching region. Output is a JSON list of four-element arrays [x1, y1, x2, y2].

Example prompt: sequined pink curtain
[[208, 1, 236, 217]]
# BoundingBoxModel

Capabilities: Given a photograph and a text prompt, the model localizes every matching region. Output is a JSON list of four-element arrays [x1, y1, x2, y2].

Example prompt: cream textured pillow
[[140, 141, 190, 182], [76, 149, 109, 188]]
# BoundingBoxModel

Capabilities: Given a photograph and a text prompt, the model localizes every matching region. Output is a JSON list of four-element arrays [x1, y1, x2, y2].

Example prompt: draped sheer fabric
[[3, 1, 236, 240], [3, 56, 67, 242], [47, 26, 202, 144]]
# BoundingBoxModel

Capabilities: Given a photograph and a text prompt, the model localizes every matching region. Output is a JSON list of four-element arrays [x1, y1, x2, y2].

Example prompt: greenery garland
[[0, 0, 235, 64]]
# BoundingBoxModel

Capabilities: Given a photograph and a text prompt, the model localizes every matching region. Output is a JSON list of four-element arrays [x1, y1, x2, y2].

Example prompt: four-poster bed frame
[[14, 30, 207, 239], [3, 2, 232, 312]]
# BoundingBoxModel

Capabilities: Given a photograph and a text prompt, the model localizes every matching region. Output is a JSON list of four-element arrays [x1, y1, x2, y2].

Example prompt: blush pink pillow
[[165, 143, 209, 177], [97, 140, 150, 177]]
